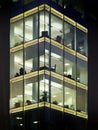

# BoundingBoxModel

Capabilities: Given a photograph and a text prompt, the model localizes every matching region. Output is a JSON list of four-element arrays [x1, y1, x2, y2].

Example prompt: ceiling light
[[51, 53, 61, 59], [33, 121, 39, 124], [65, 92, 70, 95], [65, 63, 70, 66], [16, 117, 22, 120]]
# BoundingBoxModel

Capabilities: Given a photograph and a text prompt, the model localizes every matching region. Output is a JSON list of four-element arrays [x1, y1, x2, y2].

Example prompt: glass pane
[[64, 81, 76, 110], [10, 80, 23, 109], [39, 42, 45, 69], [77, 87, 87, 114], [24, 76, 38, 105], [39, 74, 49, 102], [25, 15, 33, 42], [64, 21, 75, 50], [39, 11, 49, 37], [25, 12, 38, 41], [51, 13, 63, 43], [51, 77, 63, 106], [10, 19, 23, 48], [25, 44, 38, 73], [76, 28, 88, 56], [64, 51, 76, 80], [10, 49, 23, 78], [45, 42, 50, 69], [77, 57, 88, 85], [51, 45, 63, 75]]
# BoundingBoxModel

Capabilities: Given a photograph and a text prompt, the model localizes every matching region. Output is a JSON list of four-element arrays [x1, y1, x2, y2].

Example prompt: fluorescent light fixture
[[40, 79, 62, 88], [25, 90, 32, 95], [25, 21, 32, 28], [65, 63, 70, 66], [33, 121, 39, 124], [26, 83, 32, 87], [64, 71, 67, 75], [40, 56, 48, 63], [25, 61, 32, 68], [40, 15, 49, 24], [14, 56, 22, 63], [40, 79, 49, 84], [25, 83, 32, 95], [20, 124, 23, 126], [45, 49, 49, 54], [16, 117, 22, 120], [15, 27, 23, 36], [51, 22, 62, 31], [65, 92, 70, 95], [45, 49, 61, 59], [51, 81, 62, 88], [51, 52, 61, 59], [52, 95, 56, 98]]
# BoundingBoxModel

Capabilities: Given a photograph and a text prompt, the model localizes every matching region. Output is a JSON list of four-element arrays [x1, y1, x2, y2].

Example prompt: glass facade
[[10, 4, 88, 130]]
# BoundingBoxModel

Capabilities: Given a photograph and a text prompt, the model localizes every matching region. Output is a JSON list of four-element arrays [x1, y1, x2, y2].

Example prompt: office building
[[9, 0, 88, 130]]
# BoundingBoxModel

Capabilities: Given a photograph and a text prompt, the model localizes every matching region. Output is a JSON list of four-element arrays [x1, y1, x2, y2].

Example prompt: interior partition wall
[[10, 4, 88, 130]]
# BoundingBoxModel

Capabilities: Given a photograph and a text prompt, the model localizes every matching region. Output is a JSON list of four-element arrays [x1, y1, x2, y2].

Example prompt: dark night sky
[[0, 0, 98, 20]]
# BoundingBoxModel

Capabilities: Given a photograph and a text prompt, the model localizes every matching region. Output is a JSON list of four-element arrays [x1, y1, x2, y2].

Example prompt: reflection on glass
[[76, 28, 88, 56], [25, 44, 38, 73], [77, 57, 88, 85], [77, 87, 87, 113]]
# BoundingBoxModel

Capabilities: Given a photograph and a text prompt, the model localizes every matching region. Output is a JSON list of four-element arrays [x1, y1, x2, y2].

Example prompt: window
[[77, 87, 87, 113], [10, 49, 23, 78], [10, 80, 24, 109], [51, 13, 63, 43], [39, 74, 49, 102], [10, 19, 23, 48], [25, 76, 38, 105], [51, 76, 63, 106], [51, 45, 63, 75], [25, 13, 38, 41], [64, 21, 75, 50], [77, 57, 88, 85], [25, 44, 38, 73], [39, 11, 49, 37], [76, 28, 88, 56], [64, 51, 76, 80], [64, 81, 76, 110]]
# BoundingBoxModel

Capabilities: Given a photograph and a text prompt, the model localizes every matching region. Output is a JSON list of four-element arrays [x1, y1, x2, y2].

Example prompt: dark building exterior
[[0, 7, 10, 130], [0, 0, 98, 130]]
